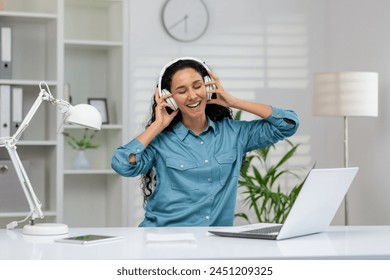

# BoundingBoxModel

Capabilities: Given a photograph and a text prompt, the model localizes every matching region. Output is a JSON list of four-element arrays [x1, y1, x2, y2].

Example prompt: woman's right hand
[[153, 87, 179, 130], [134, 87, 179, 151]]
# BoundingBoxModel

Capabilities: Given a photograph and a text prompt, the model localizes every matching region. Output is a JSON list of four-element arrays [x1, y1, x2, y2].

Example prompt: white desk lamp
[[0, 82, 102, 235], [313, 72, 378, 225]]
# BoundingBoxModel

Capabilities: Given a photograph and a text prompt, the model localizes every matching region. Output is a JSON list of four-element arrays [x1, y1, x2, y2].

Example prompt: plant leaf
[[237, 139, 309, 224]]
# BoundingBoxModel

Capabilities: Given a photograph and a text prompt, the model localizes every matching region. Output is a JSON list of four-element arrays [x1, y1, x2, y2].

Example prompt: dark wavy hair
[[141, 59, 233, 205]]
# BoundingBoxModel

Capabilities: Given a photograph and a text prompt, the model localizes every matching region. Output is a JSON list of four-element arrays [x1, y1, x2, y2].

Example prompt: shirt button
[[208, 178, 212, 182], [180, 164, 184, 168], [136, 149, 140, 152], [204, 159, 209, 163], [200, 141, 204, 145], [205, 216, 210, 220]]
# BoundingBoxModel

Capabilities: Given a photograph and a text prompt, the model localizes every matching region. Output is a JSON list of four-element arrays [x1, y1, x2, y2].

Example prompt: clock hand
[[168, 14, 188, 30], [184, 15, 188, 33]]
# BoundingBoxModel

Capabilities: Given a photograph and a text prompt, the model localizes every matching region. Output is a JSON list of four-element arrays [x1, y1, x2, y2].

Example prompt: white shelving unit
[[62, 0, 127, 228], [0, 0, 59, 227], [0, 0, 129, 229]]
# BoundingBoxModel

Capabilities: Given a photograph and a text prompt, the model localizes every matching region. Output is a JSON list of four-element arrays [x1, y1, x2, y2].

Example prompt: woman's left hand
[[205, 71, 238, 108]]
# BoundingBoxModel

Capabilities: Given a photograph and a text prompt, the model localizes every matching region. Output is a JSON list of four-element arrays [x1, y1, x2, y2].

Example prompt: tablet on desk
[[55, 234, 123, 245]]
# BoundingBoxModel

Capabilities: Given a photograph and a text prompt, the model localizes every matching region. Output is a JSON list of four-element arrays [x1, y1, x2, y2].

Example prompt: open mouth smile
[[187, 101, 201, 108]]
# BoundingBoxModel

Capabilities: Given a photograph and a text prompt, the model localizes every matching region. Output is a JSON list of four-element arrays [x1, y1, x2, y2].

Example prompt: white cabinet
[[0, 0, 128, 228]]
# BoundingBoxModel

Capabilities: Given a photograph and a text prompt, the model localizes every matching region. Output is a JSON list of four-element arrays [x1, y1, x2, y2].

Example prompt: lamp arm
[[1, 87, 54, 227], [2, 83, 70, 228], [10, 82, 71, 144], [4, 143, 43, 223]]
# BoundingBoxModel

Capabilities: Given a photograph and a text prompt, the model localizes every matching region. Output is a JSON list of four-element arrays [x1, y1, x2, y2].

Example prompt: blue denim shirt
[[111, 107, 299, 227]]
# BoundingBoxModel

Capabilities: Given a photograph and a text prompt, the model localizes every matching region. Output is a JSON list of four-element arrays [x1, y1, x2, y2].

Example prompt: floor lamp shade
[[313, 72, 378, 117]]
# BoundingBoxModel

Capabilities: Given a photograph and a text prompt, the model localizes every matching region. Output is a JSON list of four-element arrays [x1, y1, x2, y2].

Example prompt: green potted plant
[[63, 129, 99, 151], [234, 111, 309, 224], [63, 129, 99, 169]]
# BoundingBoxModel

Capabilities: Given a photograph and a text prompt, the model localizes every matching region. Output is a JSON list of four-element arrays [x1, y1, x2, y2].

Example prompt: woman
[[111, 57, 299, 227]]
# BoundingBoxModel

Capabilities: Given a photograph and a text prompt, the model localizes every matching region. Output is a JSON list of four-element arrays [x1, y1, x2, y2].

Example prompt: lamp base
[[22, 223, 69, 236]]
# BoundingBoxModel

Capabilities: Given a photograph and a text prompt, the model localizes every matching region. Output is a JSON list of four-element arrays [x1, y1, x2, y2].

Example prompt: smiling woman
[[157, 57, 216, 112], [157, 57, 217, 134], [111, 57, 299, 227]]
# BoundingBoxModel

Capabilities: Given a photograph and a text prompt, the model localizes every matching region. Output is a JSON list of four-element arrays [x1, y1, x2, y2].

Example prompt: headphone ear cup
[[204, 75, 216, 100], [161, 89, 178, 111]]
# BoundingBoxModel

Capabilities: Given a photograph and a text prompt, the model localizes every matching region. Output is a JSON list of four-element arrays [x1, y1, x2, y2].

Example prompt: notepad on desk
[[146, 233, 196, 243]]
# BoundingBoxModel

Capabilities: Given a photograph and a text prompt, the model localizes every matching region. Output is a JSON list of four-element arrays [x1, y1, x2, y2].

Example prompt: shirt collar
[[173, 117, 217, 141]]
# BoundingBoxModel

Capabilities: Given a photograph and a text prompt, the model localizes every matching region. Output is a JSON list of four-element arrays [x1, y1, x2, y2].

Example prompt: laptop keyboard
[[243, 225, 283, 235]]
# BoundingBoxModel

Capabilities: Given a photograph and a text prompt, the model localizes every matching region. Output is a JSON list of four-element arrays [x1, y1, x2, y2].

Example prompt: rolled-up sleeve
[[111, 138, 155, 177], [265, 106, 299, 137], [242, 106, 299, 152]]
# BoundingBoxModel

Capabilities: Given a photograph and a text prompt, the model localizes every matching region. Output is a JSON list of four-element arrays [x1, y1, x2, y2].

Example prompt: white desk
[[1, 226, 390, 259]]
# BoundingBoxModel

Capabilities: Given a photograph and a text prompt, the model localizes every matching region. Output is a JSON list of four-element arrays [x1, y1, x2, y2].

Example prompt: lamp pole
[[344, 116, 349, 226]]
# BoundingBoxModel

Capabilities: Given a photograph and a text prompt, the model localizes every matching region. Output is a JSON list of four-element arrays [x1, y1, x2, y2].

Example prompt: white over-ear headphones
[[157, 57, 216, 111]]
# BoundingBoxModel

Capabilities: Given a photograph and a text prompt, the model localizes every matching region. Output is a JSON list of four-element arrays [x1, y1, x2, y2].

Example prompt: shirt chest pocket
[[215, 150, 238, 186], [166, 158, 199, 190]]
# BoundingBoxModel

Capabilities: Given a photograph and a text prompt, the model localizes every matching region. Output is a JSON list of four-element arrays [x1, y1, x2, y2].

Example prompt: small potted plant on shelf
[[63, 129, 99, 170]]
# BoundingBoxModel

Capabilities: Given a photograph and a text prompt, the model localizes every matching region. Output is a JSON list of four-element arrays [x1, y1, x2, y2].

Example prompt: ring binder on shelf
[[0, 26, 12, 79], [11, 87, 23, 135], [0, 84, 11, 137]]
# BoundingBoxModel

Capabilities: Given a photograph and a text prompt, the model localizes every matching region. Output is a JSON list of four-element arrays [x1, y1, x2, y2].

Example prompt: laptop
[[209, 167, 359, 240]]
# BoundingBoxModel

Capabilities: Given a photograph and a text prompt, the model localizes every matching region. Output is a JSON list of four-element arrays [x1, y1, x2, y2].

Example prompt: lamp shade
[[313, 72, 378, 117], [64, 104, 102, 130]]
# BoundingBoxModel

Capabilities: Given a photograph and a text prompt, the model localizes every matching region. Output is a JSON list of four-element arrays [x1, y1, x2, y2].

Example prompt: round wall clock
[[161, 0, 210, 42]]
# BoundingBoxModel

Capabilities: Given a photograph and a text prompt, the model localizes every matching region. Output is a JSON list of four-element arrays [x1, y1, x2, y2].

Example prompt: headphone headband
[[158, 57, 211, 92]]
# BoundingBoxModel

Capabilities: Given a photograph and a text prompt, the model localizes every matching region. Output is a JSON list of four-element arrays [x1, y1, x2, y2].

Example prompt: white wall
[[320, 0, 390, 225], [125, 0, 389, 226]]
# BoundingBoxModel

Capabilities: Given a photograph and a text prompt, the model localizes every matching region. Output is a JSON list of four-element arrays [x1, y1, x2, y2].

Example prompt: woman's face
[[170, 67, 207, 120]]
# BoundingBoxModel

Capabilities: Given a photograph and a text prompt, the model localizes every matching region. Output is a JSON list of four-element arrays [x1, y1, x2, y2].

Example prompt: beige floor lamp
[[313, 72, 378, 225]]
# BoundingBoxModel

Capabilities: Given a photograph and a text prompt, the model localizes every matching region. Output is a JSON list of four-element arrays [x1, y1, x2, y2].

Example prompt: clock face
[[161, 0, 209, 42]]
